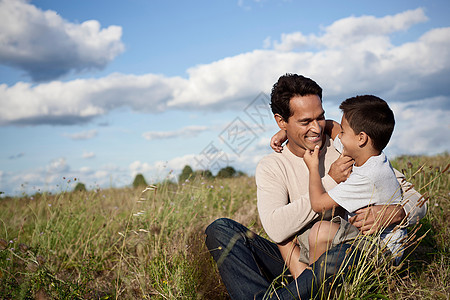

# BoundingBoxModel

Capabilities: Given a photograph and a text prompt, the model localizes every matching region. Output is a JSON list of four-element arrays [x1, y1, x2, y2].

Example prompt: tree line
[[72, 165, 247, 191]]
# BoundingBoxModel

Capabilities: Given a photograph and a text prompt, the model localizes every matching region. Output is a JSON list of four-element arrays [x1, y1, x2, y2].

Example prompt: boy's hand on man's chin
[[303, 145, 320, 170]]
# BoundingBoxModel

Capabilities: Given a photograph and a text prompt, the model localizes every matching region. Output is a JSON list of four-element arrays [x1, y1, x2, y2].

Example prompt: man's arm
[[256, 157, 319, 243]]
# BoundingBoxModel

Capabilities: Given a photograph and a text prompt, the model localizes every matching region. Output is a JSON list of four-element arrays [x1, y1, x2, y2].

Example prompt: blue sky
[[1, 0, 449, 196]]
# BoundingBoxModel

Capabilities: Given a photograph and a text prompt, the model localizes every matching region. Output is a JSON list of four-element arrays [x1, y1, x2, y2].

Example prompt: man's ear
[[274, 114, 287, 130], [358, 131, 369, 147]]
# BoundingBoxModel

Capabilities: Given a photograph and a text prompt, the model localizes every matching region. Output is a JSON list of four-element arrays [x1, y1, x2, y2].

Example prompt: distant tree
[[194, 169, 213, 179], [202, 169, 213, 178], [179, 165, 194, 182], [236, 170, 247, 177], [73, 182, 87, 192], [216, 166, 237, 178], [133, 173, 148, 188]]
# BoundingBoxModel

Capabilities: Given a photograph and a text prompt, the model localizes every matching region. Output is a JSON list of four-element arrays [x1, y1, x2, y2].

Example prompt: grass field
[[0, 153, 448, 299]]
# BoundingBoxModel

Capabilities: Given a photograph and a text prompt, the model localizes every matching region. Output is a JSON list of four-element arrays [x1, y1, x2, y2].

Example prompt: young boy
[[273, 95, 406, 278]]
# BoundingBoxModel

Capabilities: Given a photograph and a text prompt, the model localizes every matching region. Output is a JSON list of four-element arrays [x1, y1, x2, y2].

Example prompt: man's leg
[[205, 218, 289, 299], [205, 218, 362, 299]]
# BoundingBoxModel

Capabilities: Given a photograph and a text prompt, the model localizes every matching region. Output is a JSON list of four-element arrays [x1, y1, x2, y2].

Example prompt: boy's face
[[282, 94, 326, 157], [338, 115, 360, 159]]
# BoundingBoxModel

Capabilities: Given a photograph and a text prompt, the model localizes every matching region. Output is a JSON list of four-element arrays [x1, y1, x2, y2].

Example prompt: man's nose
[[310, 120, 322, 132]]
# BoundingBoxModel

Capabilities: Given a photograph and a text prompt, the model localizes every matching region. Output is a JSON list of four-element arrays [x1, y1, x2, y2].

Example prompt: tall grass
[[0, 153, 448, 299]]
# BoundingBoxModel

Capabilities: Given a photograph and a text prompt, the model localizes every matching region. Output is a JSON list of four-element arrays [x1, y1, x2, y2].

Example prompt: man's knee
[[205, 218, 239, 250], [205, 218, 232, 237]]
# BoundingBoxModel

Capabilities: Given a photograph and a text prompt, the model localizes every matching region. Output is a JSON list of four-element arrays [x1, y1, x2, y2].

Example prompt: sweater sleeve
[[256, 158, 319, 243], [394, 168, 427, 227]]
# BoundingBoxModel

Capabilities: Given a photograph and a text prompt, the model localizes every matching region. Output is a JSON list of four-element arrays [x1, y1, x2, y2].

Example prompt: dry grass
[[0, 153, 448, 299]]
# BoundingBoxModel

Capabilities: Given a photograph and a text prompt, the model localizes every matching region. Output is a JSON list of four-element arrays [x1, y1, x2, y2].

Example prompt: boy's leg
[[309, 221, 340, 264], [277, 239, 308, 279]]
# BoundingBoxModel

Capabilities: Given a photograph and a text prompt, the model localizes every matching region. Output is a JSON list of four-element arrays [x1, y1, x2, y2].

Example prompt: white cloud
[[0, 0, 124, 81], [2, 159, 133, 196], [273, 32, 308, 52], [82, 151, 96, 159], [142, 125, 208, 140], [47, 157, 69, 174], [0, 8, 448, 160], [313, 8, 428, 49], [2, 8, 447, 126], [64, 129, 98, 140], [0, 73, 184, 125], [387, 97, 450, 157]]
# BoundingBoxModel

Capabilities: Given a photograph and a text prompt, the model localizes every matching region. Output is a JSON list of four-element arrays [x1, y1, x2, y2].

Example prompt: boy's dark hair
[[339, 95, 395, 152], [270, 74, 322, 121]]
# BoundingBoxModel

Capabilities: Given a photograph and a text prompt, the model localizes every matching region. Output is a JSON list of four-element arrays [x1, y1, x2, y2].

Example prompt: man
[[205, 74, 426, 299]]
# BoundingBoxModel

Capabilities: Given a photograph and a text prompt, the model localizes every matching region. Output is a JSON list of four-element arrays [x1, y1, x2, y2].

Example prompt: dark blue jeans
[[205, 218, 362, 299]]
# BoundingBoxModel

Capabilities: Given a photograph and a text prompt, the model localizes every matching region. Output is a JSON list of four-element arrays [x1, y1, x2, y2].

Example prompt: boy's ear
[[358, 131, 369, 147], [275, 114, 287, 130]]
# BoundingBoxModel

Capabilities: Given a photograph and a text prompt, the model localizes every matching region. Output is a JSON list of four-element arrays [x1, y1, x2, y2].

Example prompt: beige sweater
[[256, 135, 426, 243]]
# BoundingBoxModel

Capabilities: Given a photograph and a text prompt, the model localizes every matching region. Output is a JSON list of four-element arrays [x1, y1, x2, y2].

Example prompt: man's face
[[338, 115, 359, 159], [280, 94, 326, 157]]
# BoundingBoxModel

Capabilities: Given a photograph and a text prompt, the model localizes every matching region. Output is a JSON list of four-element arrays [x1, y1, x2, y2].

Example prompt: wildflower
[[48, 204, 52, 207]]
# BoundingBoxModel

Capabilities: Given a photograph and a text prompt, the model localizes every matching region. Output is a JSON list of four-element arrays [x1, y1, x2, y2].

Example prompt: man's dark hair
[[339, 95, 395, 152], [270, 74, 322, 121]]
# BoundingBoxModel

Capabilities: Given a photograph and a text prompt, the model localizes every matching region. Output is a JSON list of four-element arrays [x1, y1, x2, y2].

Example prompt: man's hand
[[349, 205, 406, 234], [328, 154, 353, 183]]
